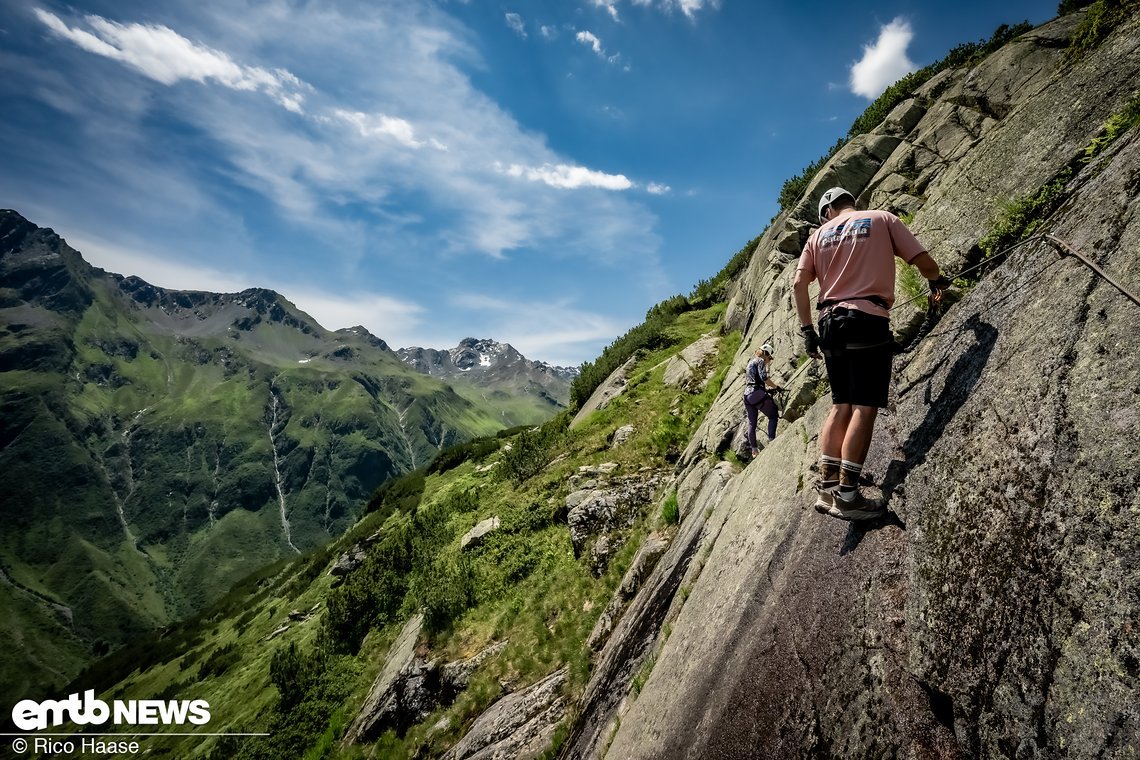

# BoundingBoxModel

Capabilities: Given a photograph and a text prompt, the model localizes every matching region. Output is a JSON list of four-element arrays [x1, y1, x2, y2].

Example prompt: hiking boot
[[826, 491, 888, 522], [814, 488, 836, 515]]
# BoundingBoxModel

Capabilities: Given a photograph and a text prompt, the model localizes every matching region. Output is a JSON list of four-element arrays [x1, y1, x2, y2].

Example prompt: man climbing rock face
[[793, 187, 950, 521]]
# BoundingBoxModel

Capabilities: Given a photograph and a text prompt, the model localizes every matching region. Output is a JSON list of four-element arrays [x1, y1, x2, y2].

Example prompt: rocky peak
[[0, 209, 93, 316], [450, 337, 513, 372], [335, 326, 392, 352]]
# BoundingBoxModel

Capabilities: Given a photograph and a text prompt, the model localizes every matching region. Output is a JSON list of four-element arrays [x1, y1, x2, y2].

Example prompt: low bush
[[1066, 0, 1140, 60]]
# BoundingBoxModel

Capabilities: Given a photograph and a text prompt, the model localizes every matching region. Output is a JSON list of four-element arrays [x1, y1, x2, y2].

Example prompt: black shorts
[[820, 310, 893, 408]]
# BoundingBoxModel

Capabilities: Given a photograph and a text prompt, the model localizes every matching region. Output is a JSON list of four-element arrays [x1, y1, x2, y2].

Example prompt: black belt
[[817, 295, 890, 311]]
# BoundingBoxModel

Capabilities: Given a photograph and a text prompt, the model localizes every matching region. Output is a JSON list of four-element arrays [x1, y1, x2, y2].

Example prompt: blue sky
[[0, 0, 1057, 365]]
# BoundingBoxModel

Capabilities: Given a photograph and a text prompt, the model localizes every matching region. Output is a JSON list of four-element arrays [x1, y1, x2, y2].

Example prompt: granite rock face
[[560, 13, 1140, 760], [442, 667, 569, 760], [601, 114, 1140, 760]]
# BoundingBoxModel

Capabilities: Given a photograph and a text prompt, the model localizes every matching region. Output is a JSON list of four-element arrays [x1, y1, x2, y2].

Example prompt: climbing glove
[[928, 275, 952, 302], [801, 325, 820, 358]]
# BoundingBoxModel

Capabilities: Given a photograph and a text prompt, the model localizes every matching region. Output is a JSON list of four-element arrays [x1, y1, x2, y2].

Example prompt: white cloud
[[576, 30, 605, 56], [504, 12, 527, 38], [21, 1, 667, 330], [591, 0, 621, 22], [540, 25, 557, 39], [72, 234, 257, 294], [575, 29, 622, 64], [33, 8, 308, 112], [850, 18, 916, 99], [497, 162, 633, 191], [332, 109, 445, 150], [646, 182, 671, 195], [629, 0, 721, 19], [287, 288, 426, 347]]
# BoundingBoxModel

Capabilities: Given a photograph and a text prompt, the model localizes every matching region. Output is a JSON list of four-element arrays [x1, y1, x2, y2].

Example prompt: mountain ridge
[[0, 211, 555, 704]]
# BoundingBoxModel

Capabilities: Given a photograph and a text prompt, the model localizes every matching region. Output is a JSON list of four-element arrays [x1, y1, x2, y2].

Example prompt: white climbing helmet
[[818, 187, 855, 222], [761, 343, 775, 356]]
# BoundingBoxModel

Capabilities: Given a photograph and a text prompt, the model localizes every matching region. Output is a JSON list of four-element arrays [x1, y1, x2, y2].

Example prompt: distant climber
[[794, 187, 950, 520], [743, 343, 782, 458]]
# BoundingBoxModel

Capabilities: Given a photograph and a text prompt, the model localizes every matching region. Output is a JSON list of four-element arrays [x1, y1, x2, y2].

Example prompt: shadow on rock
[[840, 510, 906, 556], [882, 314, 999, 502]]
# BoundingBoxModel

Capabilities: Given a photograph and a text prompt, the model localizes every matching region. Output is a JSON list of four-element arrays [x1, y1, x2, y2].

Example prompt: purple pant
[[744, 394, 779, 448]]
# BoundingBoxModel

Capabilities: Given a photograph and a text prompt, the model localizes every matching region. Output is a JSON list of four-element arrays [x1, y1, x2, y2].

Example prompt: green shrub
[[198, 643, 240, 679], [323, 524, 412, 651], [646, 294, 691, 321], [498, 414, 570, 482], [660, 491, 679, 526], [895, 256, 928, 306], [414, 557, 476, 633], [1059, 0, 1096, 12], [979, 171, 1070, 259], [365, 469, 425, 516], [1082, 91, 1140, 161], [269, 641, 326, 709], [427, 436, 499, 476], [1066, 0, 1140, 60], [688, 236, 761, 308], [570, 317, 675, 409]]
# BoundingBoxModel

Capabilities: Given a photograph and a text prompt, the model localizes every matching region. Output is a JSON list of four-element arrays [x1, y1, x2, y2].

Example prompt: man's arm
[[909, 251, 951, 303], [793, 269, 814, 328], [909, 251, 941, 280], [793, 269, 821, 358]]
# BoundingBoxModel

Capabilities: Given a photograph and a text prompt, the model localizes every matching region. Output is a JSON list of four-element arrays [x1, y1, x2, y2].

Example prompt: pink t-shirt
[[797, 208, 926, 318]]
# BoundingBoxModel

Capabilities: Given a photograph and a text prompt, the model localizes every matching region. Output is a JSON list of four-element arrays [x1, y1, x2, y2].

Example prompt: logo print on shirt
[[820, 217, 873, 249]]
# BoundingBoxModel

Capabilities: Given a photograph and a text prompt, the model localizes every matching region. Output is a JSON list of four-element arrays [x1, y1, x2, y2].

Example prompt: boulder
[[561, 461, 737, 758], [329, 547, 367, 577], [439, 640, 509, 698], [586, 531, 672, 651], [460, 517, 501, 550], [344, 623, 507, 745], [342, 614, 424, 745], [329, 530, 382, 577], [441, 667, 569, 760], [565, 473, 664, 556], [662, 333, 721, 389], [571, 357, 636, 427], [610, 424, 636, 447]]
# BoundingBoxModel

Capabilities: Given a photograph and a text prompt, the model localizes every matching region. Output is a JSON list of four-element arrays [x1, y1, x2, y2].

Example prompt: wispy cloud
[[16, 2, 669, 361], [590, 0, 621, 22], [30, 5, 654, 262], [497, 161, 633, 191], [331, 109, 446, 150], [646, 182, 671, 195], [540, 24, 558, 39], [504, 12, 527, 38], [33, 8, 309, 113], [850, 18, 916, 99], [576, 30, 605, 56], [576, 29, 623, 65], [629, 0, 721, 19]]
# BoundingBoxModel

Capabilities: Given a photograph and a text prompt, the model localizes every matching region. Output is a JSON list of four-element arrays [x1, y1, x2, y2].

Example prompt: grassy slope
[[70, 304, 738, 759]]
